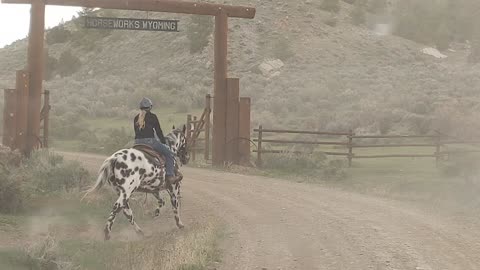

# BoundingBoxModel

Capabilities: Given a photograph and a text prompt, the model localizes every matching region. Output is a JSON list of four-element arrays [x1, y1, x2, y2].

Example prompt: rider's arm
[[152, 114, 166, 144]]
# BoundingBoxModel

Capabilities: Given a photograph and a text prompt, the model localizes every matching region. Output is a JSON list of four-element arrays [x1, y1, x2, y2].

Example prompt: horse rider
[[133, 97, 181, 184]]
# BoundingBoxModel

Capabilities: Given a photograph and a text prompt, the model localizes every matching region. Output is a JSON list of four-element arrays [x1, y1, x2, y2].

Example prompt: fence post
[[435, 134, 441, 167], [43, 90, 50, 148], [192, 116, 197, 162], [204, 94, 211, 161], [348, 129, 354, 167], [257, 125, 263, 168]]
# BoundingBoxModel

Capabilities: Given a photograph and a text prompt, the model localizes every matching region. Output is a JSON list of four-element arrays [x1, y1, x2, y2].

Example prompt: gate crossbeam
[[1, 0, 256, 18]]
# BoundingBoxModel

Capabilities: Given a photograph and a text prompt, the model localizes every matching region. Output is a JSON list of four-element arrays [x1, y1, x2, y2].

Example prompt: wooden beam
[[25, 2, 45, 155], [15, 70, 30, 154], [212, 10, 228, 166], [225, 78, 239, 164], [1, 0, 256, 18]]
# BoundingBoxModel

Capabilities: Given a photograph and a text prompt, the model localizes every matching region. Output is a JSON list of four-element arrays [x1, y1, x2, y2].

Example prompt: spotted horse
[[83, 125, 190, 240]]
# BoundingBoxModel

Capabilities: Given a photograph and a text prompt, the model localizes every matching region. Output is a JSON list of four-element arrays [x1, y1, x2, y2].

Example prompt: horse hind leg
[[122, 201, 144, 237], [104, 195, 124, 241], [153, 191, 166, 217], [166, 183, 184, 229]]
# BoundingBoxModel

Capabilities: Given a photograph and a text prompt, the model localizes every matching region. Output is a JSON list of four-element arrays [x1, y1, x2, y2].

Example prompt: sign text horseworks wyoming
[[85, 16, 179, 32]]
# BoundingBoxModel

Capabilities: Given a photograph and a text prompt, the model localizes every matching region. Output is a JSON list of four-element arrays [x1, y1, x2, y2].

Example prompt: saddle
[[132, 144, 166, 167], [132, 144, 183, 182]]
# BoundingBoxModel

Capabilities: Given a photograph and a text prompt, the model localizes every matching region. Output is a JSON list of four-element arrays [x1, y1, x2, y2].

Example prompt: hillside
[[1, 0, 480, 141]]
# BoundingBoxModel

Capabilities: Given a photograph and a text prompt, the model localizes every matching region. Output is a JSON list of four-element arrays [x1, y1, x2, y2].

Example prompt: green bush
[[320, 0, 341, 13]]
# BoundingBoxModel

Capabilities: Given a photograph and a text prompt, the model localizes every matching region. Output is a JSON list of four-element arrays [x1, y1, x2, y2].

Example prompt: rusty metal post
[[226, 78, 240, 164], [16, 71, 30, 154], [238, 97, 251, 165], [42, 90, 50, 148], [3, 89, 18, 148], [212, 10, 228, 166], [26, 1, 46, 154], [204, 94, 212, 161]]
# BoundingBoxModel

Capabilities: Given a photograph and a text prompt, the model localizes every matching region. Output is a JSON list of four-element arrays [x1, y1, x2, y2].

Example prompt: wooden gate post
[[16, 71, 30, 154], [192, 116, 197, 161], [204, 94, 212, 161], [212, 10, 228, 166], [257, 125, 263, 168], [3, 89, 18, 148], [239, 97, 251, 165], [26, 1, 46, 154], [42, 90, 50, 148], [226, 78, 240, 164]]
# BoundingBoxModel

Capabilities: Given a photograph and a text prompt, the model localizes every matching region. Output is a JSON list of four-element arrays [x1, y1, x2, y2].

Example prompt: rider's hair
[[137, 109, 147, 130]]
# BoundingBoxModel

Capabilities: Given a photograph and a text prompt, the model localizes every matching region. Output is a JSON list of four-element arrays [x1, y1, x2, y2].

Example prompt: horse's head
[[166, 125, 189, 165]]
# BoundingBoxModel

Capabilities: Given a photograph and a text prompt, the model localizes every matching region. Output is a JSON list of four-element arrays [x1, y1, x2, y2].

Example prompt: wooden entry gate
[[187, 94, 251, 165], [2, 0, 256, 165]]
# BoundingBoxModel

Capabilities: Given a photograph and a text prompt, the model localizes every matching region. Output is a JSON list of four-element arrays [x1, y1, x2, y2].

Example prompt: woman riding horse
[[134, 97, 181, 184]]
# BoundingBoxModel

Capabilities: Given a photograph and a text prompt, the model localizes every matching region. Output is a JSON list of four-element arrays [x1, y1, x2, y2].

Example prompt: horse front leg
[[152, 191, 166, 217], [122, 201, 144, 237], [166, 182, 184, 229]]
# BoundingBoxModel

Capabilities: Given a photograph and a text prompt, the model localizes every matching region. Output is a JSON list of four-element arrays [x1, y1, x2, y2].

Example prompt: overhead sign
[[84, 16, 179, 32]]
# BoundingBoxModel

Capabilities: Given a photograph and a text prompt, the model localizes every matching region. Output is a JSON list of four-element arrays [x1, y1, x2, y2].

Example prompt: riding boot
[[165, 175, 182, 185]]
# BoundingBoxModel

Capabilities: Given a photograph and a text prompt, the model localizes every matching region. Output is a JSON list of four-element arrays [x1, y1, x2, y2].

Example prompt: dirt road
[[60, 151, 480, 270]]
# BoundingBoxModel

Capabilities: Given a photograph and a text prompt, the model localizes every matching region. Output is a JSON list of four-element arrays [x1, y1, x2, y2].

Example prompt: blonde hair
[[137, 110, 147, 130]]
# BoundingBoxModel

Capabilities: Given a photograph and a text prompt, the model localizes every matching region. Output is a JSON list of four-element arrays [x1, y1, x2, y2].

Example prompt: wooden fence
[[253, 125, 480, 167]]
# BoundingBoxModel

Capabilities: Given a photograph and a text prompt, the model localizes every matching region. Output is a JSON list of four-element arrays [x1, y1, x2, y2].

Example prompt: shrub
[[57, 50, 81, 77], [187, 15, 213, 54], [320, 0, 341, 13], [46, 23, 71, 45], [0, 151, 90, 214], [100, 127, 132, 154]]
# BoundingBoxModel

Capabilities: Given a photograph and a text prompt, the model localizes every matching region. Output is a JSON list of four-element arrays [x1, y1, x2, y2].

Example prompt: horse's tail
[[81, 156, 116, 201]]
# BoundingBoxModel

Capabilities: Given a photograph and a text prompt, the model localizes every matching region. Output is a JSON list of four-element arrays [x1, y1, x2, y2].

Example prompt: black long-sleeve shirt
[[134, 111, 166, 144]]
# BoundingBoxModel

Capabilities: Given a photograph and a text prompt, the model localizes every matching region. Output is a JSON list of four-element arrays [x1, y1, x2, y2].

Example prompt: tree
[[320, 0, 341, 13], [187, 15, 213, 54]]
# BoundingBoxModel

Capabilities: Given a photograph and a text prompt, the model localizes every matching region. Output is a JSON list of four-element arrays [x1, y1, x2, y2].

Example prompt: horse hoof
[[154, 209, 160, 217], [104, 234, 111, 241], [136, 230, 145, 237], [177, 223, 185, 229]]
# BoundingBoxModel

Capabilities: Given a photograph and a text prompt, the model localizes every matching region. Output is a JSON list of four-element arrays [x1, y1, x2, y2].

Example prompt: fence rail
[[254, 125, 480, 168]]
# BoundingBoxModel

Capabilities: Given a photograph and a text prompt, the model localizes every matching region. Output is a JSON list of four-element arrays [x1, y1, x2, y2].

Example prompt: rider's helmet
[[139, 97, 153, 110]]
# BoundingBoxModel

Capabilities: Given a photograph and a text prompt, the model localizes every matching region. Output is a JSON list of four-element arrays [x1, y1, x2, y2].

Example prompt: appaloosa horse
[[83, 125, 189, 240]]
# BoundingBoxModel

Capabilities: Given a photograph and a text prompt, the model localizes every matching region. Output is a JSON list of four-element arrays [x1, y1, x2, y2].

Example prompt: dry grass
[[107, 221, 222, 270]]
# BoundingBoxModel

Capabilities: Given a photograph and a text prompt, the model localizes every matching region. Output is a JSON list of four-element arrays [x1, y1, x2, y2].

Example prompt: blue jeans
[[135, 138, 175, 176]]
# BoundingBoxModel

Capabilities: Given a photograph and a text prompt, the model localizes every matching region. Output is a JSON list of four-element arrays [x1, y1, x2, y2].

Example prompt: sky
[[0, 3, 81, 48]]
